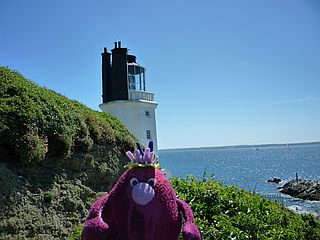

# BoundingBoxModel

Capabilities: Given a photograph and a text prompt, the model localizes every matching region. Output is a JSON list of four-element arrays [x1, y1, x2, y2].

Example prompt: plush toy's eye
[[147, 178, 156, 187], [130, 177, 139, 187]]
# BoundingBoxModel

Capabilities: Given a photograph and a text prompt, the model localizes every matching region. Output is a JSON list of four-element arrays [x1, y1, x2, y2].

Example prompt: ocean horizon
[[159, 142, 320, 215], [159, 141, 320, 151]]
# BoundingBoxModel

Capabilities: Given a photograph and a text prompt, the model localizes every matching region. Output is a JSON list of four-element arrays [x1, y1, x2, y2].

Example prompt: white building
[[99, 42, 158, 151]]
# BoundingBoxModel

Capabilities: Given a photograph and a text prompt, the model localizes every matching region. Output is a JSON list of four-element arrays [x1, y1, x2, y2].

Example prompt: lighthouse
[[99, 42, 158, 151]]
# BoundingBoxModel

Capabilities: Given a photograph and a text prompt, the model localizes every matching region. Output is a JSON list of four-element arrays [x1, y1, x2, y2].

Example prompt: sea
[[158, 142, 320, 215]]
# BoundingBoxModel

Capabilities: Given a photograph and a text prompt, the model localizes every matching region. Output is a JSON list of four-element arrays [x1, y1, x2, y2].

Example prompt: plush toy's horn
[[148, 141, 154, 152], [136, 142, 144, 158], [125, 141, 158, 168]]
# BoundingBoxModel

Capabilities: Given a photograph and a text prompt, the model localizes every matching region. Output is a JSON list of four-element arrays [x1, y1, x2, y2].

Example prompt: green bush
[[16, 131, 47, 164], [0, 66, 136, 164], [171, 176, 320, 240], [68, 176, 320, 240]]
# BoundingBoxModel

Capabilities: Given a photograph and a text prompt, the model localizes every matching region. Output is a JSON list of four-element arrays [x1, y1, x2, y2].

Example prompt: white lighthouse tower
[[99, 42, 158, 151]]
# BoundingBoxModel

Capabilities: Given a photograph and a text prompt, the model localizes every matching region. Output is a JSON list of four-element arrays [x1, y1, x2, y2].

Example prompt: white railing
[[128, 90, 154, 102]]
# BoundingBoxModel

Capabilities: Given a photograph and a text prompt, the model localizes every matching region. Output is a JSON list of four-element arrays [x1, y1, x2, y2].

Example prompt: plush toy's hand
[[176, 199, 201, 240], [182, 222, 201, 240], [81, 218, 109, 240], [81, 194, 110, 240]]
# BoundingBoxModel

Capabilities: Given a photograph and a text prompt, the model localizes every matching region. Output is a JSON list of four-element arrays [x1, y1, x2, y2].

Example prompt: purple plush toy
[[81, 142, 201, 240]]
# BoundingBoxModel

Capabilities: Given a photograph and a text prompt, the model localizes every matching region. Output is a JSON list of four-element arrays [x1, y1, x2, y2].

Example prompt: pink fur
[[81, 167, 201, 240]]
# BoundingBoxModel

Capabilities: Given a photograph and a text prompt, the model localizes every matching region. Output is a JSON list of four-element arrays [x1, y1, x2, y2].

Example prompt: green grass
[[69, 176, 320, 240], [0, 66, 136, 164], [172, 176, 320, 240]]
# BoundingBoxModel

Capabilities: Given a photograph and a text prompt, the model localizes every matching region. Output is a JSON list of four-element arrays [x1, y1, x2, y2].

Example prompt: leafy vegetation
[[69, 176, 320, 240], [172, 176, 320, 240], [0, 66, 136, 164], [68, 224, 83, 240]]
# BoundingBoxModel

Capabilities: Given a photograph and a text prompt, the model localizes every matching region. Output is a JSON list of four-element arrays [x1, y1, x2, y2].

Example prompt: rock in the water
[[267, 178, 281, 184], [279, 179, 320, 201]]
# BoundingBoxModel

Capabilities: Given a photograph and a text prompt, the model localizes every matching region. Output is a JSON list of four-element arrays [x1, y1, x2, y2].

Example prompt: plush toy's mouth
[[132, 182, 155, 205]]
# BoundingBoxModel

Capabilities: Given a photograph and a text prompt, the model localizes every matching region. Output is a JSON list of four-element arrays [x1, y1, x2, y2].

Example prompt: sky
[[1, 0, 320, 149]]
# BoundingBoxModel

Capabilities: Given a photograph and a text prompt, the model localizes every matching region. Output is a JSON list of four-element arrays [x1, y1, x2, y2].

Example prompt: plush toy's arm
[[176, 198, 201, 240], [81, 194, 110, 240]]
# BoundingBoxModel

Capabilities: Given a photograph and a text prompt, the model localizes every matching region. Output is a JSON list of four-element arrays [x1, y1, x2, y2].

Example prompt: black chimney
[[101, 43, 131, 103], [101, 48, 111, 103]]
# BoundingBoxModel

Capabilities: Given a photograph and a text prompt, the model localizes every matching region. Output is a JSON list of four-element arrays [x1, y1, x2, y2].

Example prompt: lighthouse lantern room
[[99, 42, 158, 151]]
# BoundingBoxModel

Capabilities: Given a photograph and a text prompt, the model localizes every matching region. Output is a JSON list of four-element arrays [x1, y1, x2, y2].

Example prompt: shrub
[[17, 131, 47, 164], [0, 66, 136, 164], [171, 176, 320, 240]]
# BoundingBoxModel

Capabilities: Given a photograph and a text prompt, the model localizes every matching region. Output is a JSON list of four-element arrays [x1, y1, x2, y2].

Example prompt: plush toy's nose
[[132, 182, 155, 205]]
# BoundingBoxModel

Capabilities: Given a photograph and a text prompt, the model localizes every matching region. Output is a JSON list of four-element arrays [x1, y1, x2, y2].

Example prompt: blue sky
[[1, 0, 320, 149]]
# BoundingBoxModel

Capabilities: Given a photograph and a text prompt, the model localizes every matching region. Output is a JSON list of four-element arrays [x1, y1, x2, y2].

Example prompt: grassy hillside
[[0, 66, 136, 164], [0, 67, 136, 239]]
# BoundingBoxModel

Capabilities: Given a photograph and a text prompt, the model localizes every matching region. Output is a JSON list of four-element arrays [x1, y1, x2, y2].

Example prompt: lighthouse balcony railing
[[128, 90, 154, 102]]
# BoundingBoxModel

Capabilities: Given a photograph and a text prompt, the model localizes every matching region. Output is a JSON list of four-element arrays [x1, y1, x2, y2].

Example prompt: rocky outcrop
[[279, 179, 320, 201]]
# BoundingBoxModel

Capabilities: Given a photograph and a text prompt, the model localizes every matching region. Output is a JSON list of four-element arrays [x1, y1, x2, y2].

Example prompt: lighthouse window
[[145, 111, 150, 117], [128, 75, 136, 90], [146, 130, 151, 140], [128, 64, 145, 91]]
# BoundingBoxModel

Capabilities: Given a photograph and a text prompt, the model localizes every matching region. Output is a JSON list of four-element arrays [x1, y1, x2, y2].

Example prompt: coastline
[[159, 141, 320, 152]]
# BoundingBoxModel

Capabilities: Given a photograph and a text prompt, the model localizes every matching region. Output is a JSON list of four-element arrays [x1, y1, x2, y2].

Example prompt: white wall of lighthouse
[[99, 96, 158, 152]]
